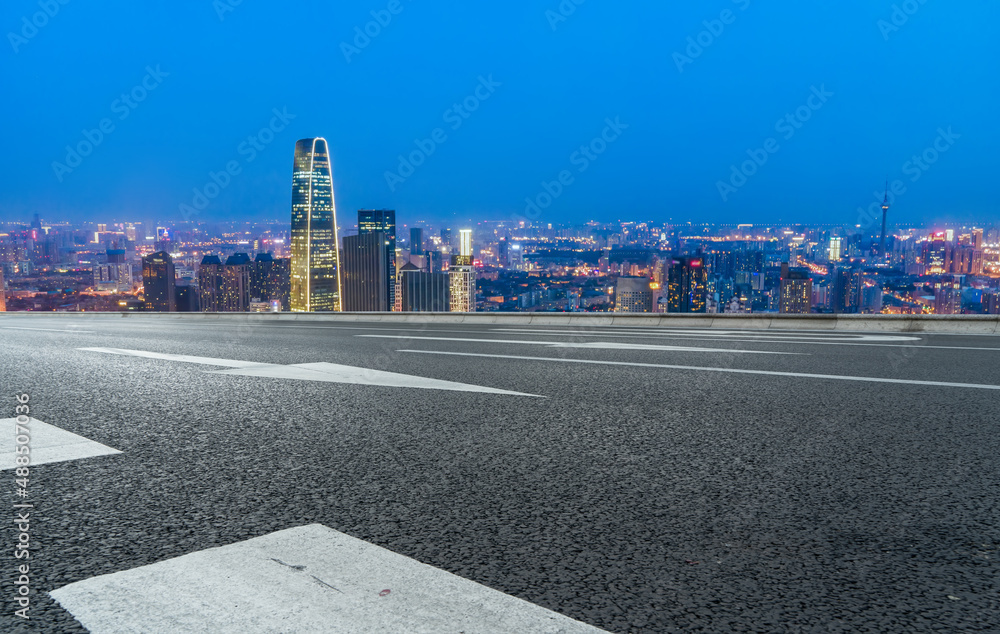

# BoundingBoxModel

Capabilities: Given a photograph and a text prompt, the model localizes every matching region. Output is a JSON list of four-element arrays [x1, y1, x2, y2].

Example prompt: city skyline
[[3, 2, 998, 226]]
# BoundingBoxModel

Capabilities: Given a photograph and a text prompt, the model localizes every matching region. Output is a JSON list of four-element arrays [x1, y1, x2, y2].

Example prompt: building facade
[[290, 137, 341, 312], [342, 232, 391, 312], [779, 266, 813, 314], [249, 253, 291, 311], [357, 209, 396, 310], [667, 257, 707, 313], [614, 276, 653, 313], [399, 263, 450, 312], [142, 251, 176, 312]]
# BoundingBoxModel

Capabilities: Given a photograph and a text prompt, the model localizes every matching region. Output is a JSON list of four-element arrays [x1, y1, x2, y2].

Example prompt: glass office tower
[[290, 137, 341, 312]]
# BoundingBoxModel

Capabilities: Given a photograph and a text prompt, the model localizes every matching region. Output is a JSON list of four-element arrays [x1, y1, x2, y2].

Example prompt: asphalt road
[[1, 315, 998, 633]]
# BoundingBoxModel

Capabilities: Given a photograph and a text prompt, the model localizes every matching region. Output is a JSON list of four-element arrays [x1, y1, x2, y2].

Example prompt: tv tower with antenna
[[878, 180, 890, 261]]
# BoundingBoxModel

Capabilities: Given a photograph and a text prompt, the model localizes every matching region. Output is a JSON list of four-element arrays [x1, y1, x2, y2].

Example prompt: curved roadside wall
[[3, 312, 999, 335]]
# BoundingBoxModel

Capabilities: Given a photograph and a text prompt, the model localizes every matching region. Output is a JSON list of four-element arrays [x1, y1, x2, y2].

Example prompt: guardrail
[[3, 312, 999, 334]]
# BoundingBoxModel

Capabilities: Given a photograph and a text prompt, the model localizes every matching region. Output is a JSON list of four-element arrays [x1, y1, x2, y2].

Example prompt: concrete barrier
[[2, 311, 999, 334]]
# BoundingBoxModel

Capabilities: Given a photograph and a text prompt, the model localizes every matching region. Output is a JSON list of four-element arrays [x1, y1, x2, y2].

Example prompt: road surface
[[1, 315, 998, 632]]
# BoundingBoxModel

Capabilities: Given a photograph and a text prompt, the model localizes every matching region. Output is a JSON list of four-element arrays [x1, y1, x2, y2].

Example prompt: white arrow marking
[[1, 418, 120, 471], [79, 347, 541, 397], [51, 524, 606, 633], [356, 335, 802, 354]]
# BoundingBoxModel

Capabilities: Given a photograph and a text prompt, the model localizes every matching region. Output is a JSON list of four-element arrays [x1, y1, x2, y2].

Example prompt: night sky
[[2, 0, 997, 227]]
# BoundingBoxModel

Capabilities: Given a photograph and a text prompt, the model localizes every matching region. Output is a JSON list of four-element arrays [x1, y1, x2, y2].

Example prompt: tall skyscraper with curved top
[[290, 137, 341, 312]]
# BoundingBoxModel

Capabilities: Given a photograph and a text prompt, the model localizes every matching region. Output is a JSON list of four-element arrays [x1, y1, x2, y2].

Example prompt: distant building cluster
[[2, 146, 1000, 316]]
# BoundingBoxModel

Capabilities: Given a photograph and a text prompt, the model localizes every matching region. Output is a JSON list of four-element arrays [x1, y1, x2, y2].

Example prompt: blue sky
[[1, 0, 997, 227]]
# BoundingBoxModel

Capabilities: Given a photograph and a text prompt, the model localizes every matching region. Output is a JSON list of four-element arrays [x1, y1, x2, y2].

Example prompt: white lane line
[[399, 350, 1000, 391], [79, 348, 541, 397], [356, 335, 801, 355], [1, 418, 121, 470], [488, 330, 1000, 352], [491, 328, 921, 342], [2, 327, 94, 333], [50, 523, 605, 634]]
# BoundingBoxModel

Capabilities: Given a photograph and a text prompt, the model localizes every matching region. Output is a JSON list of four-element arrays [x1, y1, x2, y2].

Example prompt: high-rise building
[[833, 267, 870, 314], [933, 282, 961, 315], [498, 238, 509, 268], [410, 227, 424, 256], [448, 255, 475, 312], [984, 292, 1000, 315], [449, 230, 475, 312], [358, 209, 396, 309], [290, 137, 341, 312], [667, 257, 707, 313], [440, 228, 453, 251], [878, 184, 890, 259], [221, 253, 251, 312], [614, 276, 653, 313], [342, 232, 391, 312], [829, 237, 842, 262], [971, 228, 984, 249], [93, 248, 133, 292], [249, 253, 291, 311], [923, 232, 950, 274], [0, 267, 6, 312], [198, 255, 224, 312], [779, 265, 813, 314], [399, 263, 450, 312], [459, 229, 473, 258], [142, 251, 176, 312]]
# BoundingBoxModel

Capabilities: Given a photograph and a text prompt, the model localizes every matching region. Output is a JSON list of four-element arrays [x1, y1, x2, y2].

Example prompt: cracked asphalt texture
[[1, 315, 998, 633]]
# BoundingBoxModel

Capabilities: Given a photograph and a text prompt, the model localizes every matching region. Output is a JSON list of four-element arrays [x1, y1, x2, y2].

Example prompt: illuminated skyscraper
[[829, 237, 842, 262], [198, 255, 223, 312], [459, 229, 473, 258], [0, 267, 6, 312], [923, 232, 950, 274], [667, 257, 707, 313], [779, 264, 813, 314], [221, 253, 251, 312], [142, 251, 176, 312], [290, 137, 341, 312], [449, 229, 475, 312], [249, 253, 291, 311]]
